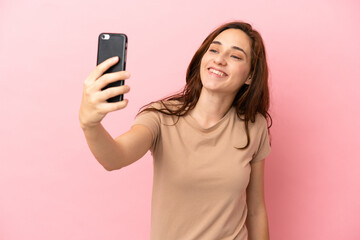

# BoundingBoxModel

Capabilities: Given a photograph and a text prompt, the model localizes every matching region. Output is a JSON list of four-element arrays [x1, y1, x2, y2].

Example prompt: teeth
[[209, 68, 225, 77]]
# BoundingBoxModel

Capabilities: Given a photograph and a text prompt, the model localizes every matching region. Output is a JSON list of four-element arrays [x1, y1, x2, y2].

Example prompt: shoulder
[[253, 113, 268, 129], [142, 99, 183, 112], [233, 111, 268, 129], [138, 100, 185, 126], [234, 112, 269, 138]]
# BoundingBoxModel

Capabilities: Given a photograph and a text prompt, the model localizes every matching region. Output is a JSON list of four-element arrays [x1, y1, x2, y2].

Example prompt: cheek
[[200, 58, 207, 79], [200, 55, 207, 69], [236, 63, 251, 79], [232, 66, 251, 87]]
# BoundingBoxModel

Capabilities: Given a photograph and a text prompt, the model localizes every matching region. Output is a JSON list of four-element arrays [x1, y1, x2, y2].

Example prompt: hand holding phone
[[97, 33, 128, 102], [79, 37, 130, 130]]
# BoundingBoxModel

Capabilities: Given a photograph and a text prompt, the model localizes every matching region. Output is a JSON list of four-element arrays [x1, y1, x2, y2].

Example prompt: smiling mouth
[[208, 68, 227, 77]]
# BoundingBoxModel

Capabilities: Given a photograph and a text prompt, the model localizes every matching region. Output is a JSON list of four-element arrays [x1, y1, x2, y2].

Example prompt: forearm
[[82, 124, 124, 171], [246, 209, 270, 240]]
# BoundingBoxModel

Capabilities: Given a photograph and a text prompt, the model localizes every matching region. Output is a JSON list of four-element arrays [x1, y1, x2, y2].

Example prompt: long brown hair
[[140, 21, 272, 149]]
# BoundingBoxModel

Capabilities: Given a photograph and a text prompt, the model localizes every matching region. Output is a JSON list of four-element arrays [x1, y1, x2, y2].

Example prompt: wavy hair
[[140, 21, 272, 149]]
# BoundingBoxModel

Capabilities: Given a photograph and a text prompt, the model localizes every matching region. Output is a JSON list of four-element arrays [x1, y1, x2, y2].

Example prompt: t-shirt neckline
[[184, 107, 234, 133]]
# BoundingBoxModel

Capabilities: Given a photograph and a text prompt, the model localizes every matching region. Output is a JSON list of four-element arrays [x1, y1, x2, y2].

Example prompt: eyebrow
[[211, 41, 248, 57]]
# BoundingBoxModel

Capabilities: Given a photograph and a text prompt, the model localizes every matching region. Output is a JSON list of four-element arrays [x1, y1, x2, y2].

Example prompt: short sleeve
[[132, 110, 161, 150], [251, 115, 271, 163]]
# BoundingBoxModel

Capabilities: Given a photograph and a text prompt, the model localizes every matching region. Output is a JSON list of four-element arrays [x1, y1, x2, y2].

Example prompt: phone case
[[97, 33, 127, 102]]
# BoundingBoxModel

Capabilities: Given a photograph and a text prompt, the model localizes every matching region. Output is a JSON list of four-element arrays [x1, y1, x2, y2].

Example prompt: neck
[[190, 88, 234, 128]]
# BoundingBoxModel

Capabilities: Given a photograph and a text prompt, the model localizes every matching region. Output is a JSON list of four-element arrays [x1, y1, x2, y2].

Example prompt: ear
[[245, 72, 253, 85]]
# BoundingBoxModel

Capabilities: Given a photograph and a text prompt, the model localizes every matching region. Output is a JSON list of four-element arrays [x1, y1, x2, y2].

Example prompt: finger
[[97, 85, 130, 102], [85, 56, 119, 84], [95, 71, 131, 91], [99, 99, 129, 113]]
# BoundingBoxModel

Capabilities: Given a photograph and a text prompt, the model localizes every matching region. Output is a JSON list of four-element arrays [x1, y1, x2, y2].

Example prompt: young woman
[[79, 21, 271, 240]]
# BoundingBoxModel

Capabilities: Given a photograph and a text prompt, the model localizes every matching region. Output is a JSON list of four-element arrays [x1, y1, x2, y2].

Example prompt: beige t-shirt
[[133, 103, 271, 240]]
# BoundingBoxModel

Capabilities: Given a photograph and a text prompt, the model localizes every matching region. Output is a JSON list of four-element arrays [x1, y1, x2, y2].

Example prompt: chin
[[202, 83, 226, 94]]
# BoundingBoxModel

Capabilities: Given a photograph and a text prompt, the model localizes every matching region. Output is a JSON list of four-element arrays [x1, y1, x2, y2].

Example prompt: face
[[200, 28, 252, 97]]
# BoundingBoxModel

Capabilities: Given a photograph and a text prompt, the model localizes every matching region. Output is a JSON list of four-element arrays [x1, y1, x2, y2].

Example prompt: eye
[[231, 55, 242, 60], [209, 49, 218, 53]]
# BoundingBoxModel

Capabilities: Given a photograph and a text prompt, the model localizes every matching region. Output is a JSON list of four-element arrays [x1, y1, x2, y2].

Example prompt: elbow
[[102, 164, 122, 171], [96, 157, 124, 171], [100, 155, 131, 171]]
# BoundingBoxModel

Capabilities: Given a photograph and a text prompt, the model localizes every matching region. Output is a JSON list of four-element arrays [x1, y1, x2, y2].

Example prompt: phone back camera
[[101, 34, 110, 40]]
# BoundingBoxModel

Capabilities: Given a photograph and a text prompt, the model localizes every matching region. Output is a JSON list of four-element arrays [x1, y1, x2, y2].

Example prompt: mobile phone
[[97, 33, 127, 102]]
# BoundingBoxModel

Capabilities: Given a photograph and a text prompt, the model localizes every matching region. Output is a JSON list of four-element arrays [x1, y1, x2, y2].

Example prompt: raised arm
[[79, 57, 152, 171]]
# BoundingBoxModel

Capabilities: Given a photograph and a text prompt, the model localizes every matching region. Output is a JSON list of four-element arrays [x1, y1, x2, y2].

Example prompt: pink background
[[1, 0, 359, 239]]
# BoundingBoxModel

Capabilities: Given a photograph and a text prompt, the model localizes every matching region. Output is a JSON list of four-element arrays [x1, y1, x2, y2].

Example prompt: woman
[[79, 21, 271, 240]]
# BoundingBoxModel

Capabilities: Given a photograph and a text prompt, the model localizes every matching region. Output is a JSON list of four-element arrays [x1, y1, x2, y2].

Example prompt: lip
[[207, 67, 228, 78]]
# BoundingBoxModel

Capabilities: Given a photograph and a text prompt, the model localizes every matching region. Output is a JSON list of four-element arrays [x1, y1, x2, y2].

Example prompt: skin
[[79, 29, 269, 239], [191, 28, 252, 128], [191, 29, 270, 239], [79, 56, 152, 170]]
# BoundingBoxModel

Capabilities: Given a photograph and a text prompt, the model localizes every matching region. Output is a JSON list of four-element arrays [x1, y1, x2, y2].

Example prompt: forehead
[[212, 29, 252, 53]]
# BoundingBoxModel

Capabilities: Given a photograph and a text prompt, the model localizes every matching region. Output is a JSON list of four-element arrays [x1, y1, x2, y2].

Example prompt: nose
[[213, 53, 226, 65]]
